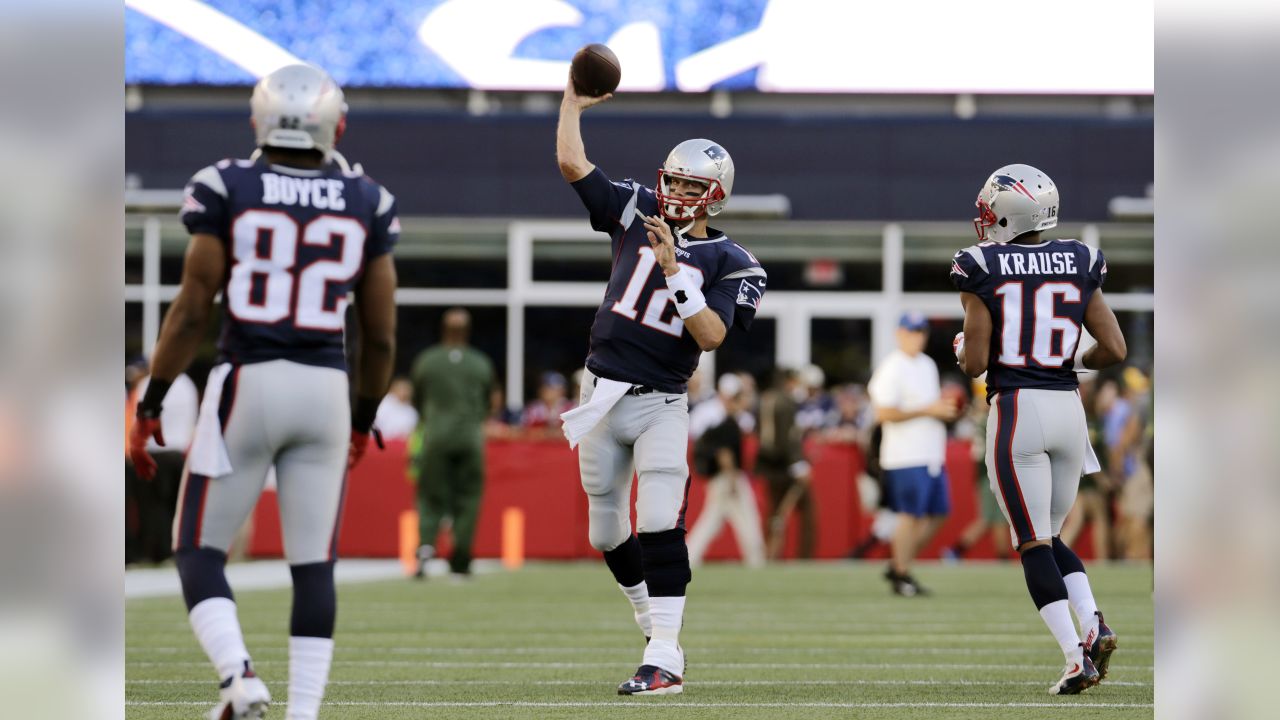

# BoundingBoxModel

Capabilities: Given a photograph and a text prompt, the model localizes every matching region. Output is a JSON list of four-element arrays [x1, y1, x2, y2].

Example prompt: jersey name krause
[[996, 251, 1077, 276], [951, 239, 1107, 399]]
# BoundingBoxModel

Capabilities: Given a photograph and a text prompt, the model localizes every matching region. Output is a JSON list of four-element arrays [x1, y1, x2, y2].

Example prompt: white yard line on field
[[126, 659, 1155, 671], [128, 678, 1153, 687], [127, 700, 1154, 709]]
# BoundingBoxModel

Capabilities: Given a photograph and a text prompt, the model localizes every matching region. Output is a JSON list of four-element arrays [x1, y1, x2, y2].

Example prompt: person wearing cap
[[867, 312, 959, 595], [409, 308, 495, 578], [521, 371, 576, 438], [687, 378, 766, 567]]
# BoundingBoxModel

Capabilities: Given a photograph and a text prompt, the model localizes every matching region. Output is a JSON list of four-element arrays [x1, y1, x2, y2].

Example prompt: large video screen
[[126, 0, 1153, 94]]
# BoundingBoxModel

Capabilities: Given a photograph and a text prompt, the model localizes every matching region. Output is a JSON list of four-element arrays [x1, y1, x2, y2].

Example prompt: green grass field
[[126, 561, 1152, 719]]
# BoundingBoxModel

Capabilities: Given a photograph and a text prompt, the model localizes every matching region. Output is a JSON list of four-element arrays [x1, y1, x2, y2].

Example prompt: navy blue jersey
[[571, 167, 767, 393], [179, 157, 399, 370], [950, 239, 1106, 399]]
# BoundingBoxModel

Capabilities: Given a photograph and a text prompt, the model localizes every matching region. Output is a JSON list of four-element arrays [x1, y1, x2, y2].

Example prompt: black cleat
[[885, 566, 929, 596], [1049, 647, 1100, 695], [1086, 612, 1119, 680], [617, 664, 683, 695]]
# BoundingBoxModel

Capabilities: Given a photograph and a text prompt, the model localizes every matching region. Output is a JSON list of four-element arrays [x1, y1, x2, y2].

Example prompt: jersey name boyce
[[261, 173, 347, 211], [997, 251, 1078, 276]]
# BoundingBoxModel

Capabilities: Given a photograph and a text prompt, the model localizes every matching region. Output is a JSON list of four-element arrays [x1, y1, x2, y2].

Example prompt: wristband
[[664, 266, 707, 319], [352, 395, 382, 434], [137, 378, 172, 418]]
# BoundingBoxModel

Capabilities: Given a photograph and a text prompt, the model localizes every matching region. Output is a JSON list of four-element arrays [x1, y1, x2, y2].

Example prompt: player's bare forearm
[[354, 254, 398, 402], [683, 308, 727, 351], [557, 78, 609, 182], [959, 292, 991, 377], [1081, 290, 1127, 369], [149, 234, 225, 382]]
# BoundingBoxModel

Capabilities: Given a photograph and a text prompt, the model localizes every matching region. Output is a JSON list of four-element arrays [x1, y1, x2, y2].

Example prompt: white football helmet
[[657, 139, 735, 224], [973, 164, 1059, 243], [251, 64, 347, 157]]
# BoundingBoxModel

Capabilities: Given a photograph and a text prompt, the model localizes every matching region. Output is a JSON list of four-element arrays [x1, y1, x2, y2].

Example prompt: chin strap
[[670, 218, 695, 242]]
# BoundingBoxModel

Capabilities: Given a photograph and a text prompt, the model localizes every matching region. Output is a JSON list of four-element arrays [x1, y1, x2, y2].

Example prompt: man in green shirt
[[410, 308, 494, 578]]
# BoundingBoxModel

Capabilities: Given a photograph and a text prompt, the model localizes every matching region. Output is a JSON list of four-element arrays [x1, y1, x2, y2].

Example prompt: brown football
[[570, 43, 621, 97]]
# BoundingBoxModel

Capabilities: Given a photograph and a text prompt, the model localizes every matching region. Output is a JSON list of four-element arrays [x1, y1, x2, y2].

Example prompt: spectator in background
[[1061, 376, 1113, 558], [521, 371, 574, 438], [868, 312, 958, 596], [485, 385, 520, 439], [796, 364, 838, 431], [687, 383, 765, 568], [375, 376, 419, 441], [942, 380, 1013, 561], [689, 373, 756, 440], [822, 383, 871, 442], [1114, 367, 1153, 560], [124, 358, 198, 564], [409, 308, 494, 579], [757, 368, 817, 559]]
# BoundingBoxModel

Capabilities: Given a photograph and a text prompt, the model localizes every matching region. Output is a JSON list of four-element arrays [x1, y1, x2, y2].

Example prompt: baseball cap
[[898, 311, 929, 332], [541, 371, 566, 388], [717, 373, 743, 397]]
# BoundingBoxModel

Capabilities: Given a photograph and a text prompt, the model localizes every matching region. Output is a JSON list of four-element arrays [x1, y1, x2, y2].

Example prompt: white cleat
[[208, 662, 271, 719]]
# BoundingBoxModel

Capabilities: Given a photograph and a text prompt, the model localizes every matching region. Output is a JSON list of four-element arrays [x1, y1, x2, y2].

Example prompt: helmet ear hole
[[998, 217, 1008, 227]]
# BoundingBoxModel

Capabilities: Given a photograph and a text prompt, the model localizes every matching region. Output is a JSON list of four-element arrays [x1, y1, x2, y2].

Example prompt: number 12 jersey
[[179, 156, 399, 370], [950, 238, 1107, 399]]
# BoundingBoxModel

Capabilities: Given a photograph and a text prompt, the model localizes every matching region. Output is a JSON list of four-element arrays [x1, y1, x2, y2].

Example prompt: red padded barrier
[[249, 437, 1018, 560]]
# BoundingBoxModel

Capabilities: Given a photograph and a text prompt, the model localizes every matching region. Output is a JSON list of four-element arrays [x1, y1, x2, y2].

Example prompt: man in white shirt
[[867, 312, 959, 595]]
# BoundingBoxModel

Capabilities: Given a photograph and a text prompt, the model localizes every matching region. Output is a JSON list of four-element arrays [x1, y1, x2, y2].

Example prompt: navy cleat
[[1049, 646, 1100, 695], [617, 664, 683, 696], [1086, 612, 1119, 680]]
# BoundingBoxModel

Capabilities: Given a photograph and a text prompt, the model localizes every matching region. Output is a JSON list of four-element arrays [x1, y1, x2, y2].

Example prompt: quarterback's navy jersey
[[572, 167, 767, 393], [950, 239, 1106, 399], [180, 157, 399, 370]]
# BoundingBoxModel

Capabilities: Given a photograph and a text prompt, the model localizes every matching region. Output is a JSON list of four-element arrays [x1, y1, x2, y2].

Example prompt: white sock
[[1063, 572, 1101, 644], [619, 582, 651, 636], [188, 597, 251, 680], [1038, 599, 1082, 660], [642, 596, 686, 675], [286, 636, 334, 720]]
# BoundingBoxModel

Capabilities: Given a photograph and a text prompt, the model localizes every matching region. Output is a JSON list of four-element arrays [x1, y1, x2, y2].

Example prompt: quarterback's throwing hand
[[641, 214, 678, 275], [562, 77, 612, 111]]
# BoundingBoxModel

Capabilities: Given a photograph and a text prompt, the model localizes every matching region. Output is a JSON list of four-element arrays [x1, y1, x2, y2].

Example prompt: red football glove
[[129, 415, 166, 481], [348, 428, 385, 470]]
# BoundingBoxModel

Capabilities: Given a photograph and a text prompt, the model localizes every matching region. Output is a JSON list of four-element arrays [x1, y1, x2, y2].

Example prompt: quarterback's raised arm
[[557, 77, 611, 182]]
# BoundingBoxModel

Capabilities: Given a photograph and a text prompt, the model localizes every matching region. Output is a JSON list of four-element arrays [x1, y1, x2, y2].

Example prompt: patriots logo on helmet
[[736, 279, 762, 310], [703, 144, 727, 162], [992, 174, 1039, 203]]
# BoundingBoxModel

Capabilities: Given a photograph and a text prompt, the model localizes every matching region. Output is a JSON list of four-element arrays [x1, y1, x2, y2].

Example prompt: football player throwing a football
[[556, 76, 767, 696]]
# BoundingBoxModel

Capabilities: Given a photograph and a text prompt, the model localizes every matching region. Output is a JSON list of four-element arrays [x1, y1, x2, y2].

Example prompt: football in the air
[[571, 43, 621, 97]]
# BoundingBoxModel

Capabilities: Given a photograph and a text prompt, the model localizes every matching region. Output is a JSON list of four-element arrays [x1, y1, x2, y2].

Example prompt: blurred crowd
[[126, 339, 1153, 567]]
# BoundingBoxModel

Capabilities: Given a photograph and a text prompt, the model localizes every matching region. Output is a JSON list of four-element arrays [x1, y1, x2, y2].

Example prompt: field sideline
[[126, 561, 1153, 719]]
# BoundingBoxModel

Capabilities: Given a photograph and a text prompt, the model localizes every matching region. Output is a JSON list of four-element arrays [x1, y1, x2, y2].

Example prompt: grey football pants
[[985, 388, 1086, 548], [172, 360, 350, 564], [577, 369, 691, 552]]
